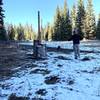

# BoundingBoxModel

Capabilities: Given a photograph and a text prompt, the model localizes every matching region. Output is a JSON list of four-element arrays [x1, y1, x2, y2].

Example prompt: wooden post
[[38, 11, 41, 41], [33, 11, 47, 59], [33, 11, 41, 58]]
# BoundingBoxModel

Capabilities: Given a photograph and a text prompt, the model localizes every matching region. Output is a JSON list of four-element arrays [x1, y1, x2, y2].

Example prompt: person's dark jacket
[[68, 34, 83, 44]]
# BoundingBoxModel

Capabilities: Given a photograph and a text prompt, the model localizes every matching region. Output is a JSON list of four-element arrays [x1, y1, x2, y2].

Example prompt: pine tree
[[24, 24, 29, 40], [17, 24, 24, 40], [27, 24, 33, 40], [8, 24, 15, 40], [13, 25, 18, 40], [62, 0, 72, 40], [49, 25, 54, 41], [96, 14, 100, 39], [48, 25, 53, 41], [85, 0, 96, 39], [53, 1, 72, 41], [53, 6, 62, 41], [71, 4, 77, 33], [76, 0, 86, 38], [0, 0, 7, 40], [40, 20, 45, 40], [24, 24, 36, 40], [44, 23, 50, 41], [29, 24, 36, 40]]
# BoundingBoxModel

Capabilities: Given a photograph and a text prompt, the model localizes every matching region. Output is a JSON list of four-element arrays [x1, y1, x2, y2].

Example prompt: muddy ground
[[0, 42, 34, 81]]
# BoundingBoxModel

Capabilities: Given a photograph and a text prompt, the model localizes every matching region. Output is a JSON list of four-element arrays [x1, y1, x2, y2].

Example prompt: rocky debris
[[57, 64, 63, 67], [81, 56, 90, 61], [32, 98, 44, 100], [45, 75, 60, 84], [30, 69, 50, 76], [55, 56, 71, 60], [8, 93, 29, 100], [67, 77, 75, 85], [81, 56, 95, 61], [35, 89, 47, 96]]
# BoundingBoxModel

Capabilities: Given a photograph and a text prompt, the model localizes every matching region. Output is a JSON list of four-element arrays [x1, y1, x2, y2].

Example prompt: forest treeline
[[0, 0, 100, 41], [5, 23, 36, 41]]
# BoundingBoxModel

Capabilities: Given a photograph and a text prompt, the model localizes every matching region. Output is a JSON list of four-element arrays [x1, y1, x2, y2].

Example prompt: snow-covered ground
[[46, 40, 100, 52], [1, 40, 100, 100], [19, 40, 100, 52]]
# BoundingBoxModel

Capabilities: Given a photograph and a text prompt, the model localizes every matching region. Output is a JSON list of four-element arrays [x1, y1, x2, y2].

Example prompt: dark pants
[[73, 44, 80, 59]]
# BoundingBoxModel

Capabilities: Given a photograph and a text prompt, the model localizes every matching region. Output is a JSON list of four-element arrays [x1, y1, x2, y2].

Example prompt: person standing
[[68, 28, 83, 59]]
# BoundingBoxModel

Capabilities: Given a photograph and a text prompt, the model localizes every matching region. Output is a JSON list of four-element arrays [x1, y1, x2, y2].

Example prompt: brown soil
[[0, 42, 31, 80]]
